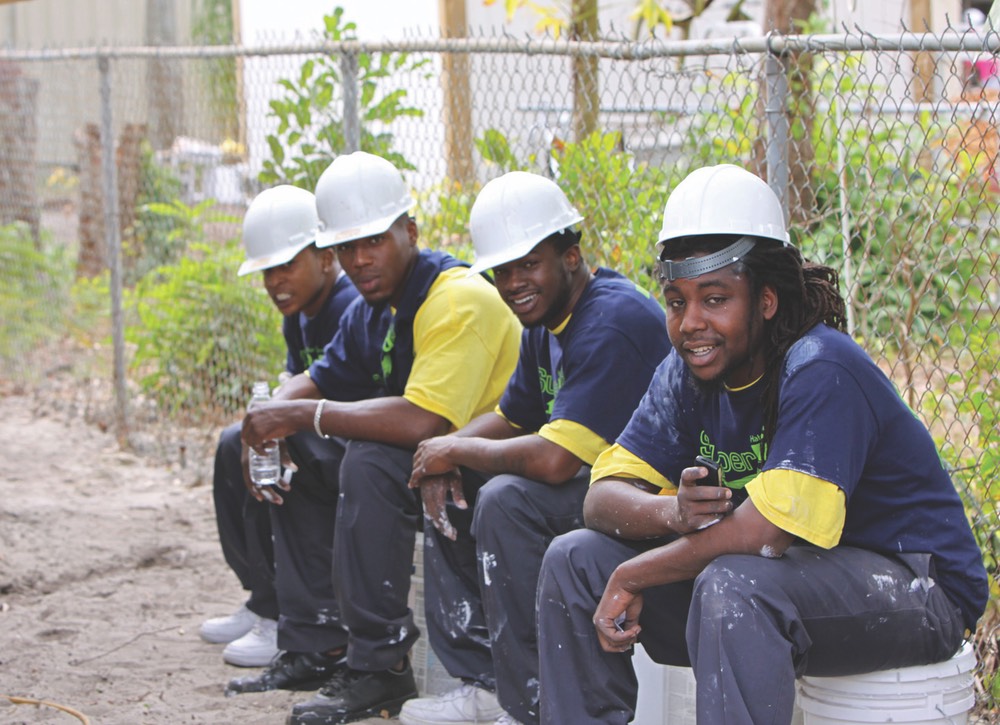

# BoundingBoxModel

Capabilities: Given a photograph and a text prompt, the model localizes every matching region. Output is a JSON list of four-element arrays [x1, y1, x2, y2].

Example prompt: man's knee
[[691, 554, 772, 622], [472, 474, 533, 532], [542, 528, 608, 574], [217, 422, 242, 457]]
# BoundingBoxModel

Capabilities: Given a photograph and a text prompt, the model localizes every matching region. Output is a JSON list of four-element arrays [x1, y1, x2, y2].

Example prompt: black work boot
[[225, 650, 348, 695], [287, 658, 418, 724]]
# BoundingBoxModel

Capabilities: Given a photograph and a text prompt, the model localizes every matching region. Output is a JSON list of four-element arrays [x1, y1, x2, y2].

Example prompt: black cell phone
[[694, 455, 722, 487]]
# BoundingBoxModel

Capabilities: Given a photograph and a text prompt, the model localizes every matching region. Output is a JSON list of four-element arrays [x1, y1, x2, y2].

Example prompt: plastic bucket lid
[[797, 642, 975, 724]]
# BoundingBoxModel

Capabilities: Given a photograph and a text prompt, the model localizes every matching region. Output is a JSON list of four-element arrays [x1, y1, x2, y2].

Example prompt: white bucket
[[633, 644, 697, 725], [409, 533, 463, 696], [632, 645, 804, 724], [797, 642, 976, 725]]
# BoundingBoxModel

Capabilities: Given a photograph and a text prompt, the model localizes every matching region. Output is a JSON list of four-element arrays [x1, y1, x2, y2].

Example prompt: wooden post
[[0, 61, 40, 244], [117, 123, 148, 277], [911, 0, 934, 104], [439, 0, 475, 186], [570, 0, 599, 142]]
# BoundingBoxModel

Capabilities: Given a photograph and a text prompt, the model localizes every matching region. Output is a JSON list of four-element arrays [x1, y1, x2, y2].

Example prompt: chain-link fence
[[0, 22, 997, 715]]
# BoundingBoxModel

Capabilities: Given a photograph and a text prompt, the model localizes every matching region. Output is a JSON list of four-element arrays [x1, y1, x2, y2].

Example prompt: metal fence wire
[[0, 24, 998, 715]]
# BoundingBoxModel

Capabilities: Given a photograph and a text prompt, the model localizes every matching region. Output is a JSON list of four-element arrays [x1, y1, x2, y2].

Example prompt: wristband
[[314, 398, 330, 439]]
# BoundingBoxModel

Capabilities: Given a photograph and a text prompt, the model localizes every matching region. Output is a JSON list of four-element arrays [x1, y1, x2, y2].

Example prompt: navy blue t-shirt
[[617, 323, 988, 631], [282, 272, 359, 375], [307, 250, 466, 402], [499, 268, 669, 458]]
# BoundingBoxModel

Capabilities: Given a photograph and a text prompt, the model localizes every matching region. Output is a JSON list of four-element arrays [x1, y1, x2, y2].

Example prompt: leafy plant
[[258, 7, 429, 189], [127, 238, 284, 424], [126, 200, 282, 423], [0, 223, 72, 371], [125, 141, 186, 285], [553, 131, 669, 293]]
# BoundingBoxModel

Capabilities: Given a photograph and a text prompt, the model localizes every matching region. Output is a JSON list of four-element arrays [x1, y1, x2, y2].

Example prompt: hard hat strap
[[657, 236, 757, 283]]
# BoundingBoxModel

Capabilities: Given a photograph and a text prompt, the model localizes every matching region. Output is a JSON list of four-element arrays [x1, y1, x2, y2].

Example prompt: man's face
[[262, 246, 335, 318], [661, 262, 777, 388], [334, 216, 418, 306], [492, 240, 578, 328]]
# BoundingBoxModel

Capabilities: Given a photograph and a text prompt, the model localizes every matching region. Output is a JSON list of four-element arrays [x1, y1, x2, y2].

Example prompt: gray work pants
[[471, 470, 589, 723], [333, 441, 495, 685], [212, 422, 278, 620], [537, 529, 964, 725], [269, 430, 349, 653]]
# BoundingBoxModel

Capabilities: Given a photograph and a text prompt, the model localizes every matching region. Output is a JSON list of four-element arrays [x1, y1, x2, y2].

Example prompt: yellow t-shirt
[[404, 267, 521, 430]]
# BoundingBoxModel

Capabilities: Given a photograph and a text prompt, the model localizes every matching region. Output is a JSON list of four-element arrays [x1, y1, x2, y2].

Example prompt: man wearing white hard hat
[[535, 164, 987, 724], [403, 171, 670, 725], [199, 185, 358, 671], [240, 152, 521, 724]]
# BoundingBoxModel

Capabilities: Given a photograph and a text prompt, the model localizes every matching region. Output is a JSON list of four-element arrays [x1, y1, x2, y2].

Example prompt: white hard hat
[[468, 171, 584, 274], [238, 185, 319, 276], [314, 151, 416, 247], [656, 164, 788, 259]]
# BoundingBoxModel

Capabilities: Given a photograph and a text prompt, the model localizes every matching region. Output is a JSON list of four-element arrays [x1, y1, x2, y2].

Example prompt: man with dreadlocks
[[534, 165, 987, 725]]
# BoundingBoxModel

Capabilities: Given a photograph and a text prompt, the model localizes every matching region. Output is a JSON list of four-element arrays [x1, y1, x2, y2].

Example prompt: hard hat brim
[[314, 201, 416, 248], [237, 238, 315, 276], [467, 217, 584, 276], [467, 237, 544, 275]]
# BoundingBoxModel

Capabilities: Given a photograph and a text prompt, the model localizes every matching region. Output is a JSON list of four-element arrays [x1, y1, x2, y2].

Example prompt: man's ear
[[406, 216, 419, 246], [320, 247, 338, 274], [562, 243, 582, 272], [760, 283, 778, 321]]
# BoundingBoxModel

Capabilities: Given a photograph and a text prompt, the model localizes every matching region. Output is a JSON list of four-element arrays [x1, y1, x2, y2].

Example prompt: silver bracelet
[[314, 398, 330, 439]]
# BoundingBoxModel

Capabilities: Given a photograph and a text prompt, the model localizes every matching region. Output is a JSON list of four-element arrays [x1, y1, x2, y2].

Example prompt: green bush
[[126, 140, 186, 285], [0, 223, 73, 372], [126, 219, 284, 424]]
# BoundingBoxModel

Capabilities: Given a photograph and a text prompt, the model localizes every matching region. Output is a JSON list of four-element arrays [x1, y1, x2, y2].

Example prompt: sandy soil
[[0, 393, 398, 725], [1, 387, 994, 725]]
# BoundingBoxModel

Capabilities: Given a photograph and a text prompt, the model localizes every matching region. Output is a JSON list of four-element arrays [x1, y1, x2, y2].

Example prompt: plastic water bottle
[[248, 381, 281, 486]]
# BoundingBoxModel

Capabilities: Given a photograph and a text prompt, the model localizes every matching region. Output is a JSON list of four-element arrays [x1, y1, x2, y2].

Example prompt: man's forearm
[[272, 373, 321, 401], [584, 478, 680, 539], [443, 434, 583, 484]]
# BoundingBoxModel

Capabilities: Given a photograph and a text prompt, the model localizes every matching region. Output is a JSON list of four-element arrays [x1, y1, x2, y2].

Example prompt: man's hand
[[593, 568, 644, 653], [408, 436, 459, 485], [242, 400, 304, 449], [239, 438, 294, 505], [674, 464, 732, 534], [413, 472, 466, 541]]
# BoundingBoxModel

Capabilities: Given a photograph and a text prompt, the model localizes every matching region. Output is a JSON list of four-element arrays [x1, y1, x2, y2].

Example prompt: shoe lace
[[439, 683, 478, 702], [250, 617, 277, 636], [318, 667, 365, 697]]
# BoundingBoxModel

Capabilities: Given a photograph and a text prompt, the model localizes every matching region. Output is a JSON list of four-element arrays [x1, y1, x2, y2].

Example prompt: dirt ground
[[0, 391, 402, 725], [1, 385, 995, 725]]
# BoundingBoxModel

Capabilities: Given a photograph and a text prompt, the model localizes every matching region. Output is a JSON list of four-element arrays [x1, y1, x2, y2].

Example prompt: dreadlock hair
[[664, 235, 847, 445]]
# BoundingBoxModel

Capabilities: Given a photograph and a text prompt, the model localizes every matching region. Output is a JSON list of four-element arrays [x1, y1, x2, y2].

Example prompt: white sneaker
[[222, 616, 280, 667], [199, 603, 257, 644], [399, 683, 503, 724], [495, 715, 523, 725]]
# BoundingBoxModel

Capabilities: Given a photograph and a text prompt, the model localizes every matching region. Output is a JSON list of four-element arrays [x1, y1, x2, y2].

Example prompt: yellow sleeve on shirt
[[538, 419, 610, 466], [404, 267, 521, 430], [590, 443, 674, 492], [746, 469, 846, 549]]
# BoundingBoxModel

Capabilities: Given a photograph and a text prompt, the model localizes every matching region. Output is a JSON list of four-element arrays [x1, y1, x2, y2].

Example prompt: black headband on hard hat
[[656, 236, 757, 283]]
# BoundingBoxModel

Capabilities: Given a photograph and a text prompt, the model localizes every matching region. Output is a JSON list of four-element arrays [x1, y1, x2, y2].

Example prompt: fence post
[[764, 44, 789, 224], [98, 54, 128, 445], [341, 51, 360, 152]]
